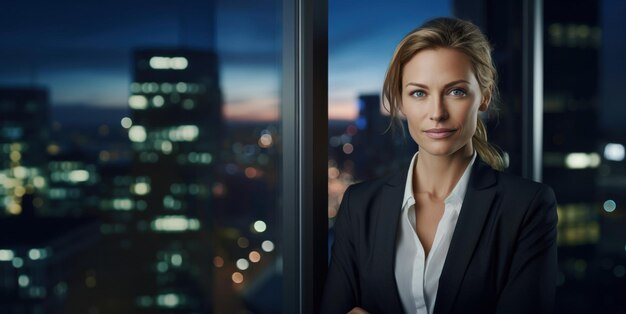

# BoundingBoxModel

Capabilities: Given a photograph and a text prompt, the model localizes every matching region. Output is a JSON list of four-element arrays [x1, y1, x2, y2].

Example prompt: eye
[[449, 88, 467, 96], [410, 90, 426, 98]]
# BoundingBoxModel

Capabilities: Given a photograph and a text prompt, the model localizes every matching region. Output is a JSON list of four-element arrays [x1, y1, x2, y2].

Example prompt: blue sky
[[0, 0, 451, 121]]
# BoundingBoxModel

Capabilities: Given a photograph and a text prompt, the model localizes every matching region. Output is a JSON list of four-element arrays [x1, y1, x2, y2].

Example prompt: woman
[[320, 17, 558, 314]]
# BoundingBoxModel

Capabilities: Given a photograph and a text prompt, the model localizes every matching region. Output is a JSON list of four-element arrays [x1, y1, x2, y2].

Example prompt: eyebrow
[[405, 80, 471, 89]]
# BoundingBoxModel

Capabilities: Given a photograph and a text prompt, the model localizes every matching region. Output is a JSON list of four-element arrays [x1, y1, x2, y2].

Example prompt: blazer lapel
[[373, 165, 409, 313], [434, 158, 498, 314]]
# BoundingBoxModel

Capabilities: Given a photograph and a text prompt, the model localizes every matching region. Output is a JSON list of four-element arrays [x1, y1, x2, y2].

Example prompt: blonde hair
[[382, 17, 505, 171]]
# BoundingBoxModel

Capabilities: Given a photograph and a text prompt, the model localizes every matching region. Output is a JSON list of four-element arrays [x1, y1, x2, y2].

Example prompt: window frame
[[281, 0, 328, 313]]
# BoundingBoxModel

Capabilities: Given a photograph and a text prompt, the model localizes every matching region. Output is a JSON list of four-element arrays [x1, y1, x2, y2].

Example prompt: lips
[[424, 128, 457, 139]]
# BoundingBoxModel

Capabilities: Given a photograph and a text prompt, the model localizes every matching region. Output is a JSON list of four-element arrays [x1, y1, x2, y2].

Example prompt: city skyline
[[0, 0, 450, 121]]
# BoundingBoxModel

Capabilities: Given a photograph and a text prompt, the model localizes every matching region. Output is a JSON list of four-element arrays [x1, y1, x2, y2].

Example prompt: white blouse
[[394, 151, 476, 314]]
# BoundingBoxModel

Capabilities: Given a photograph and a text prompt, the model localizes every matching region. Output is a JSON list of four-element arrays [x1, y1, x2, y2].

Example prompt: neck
[[413, 144, 474, 200]]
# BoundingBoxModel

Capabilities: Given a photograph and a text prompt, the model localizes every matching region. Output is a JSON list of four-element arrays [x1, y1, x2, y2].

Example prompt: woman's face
[[400, 47, 488, 159]]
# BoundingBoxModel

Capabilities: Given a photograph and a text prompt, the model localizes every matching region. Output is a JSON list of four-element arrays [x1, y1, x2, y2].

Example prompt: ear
[[479, 94, 491, 112]]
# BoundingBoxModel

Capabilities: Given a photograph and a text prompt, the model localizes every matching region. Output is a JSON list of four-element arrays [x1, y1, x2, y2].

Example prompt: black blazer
[[320, 156, 558, 314]]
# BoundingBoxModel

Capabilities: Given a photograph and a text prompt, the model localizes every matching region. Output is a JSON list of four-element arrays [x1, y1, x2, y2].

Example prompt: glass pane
[[544, 0, 626, 312], [454, 0, 625, 311], [0, 1, 282, 313], [328, 0, 451, 222]]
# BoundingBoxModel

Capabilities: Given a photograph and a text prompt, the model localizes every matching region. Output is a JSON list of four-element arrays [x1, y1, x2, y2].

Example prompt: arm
[[320, 186, 360, 314], [495, 185, 558, 314]]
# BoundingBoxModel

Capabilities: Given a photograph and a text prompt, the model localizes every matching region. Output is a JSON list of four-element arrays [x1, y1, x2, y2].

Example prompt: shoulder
[[337, 167, 406, 222], [495, 170, 557, 204], [491, 170, 558, 229], [469, 157, 556, 206], [343, 168, 405, 202]]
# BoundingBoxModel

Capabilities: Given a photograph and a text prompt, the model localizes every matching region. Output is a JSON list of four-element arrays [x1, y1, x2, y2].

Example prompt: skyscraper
[[0, 87, 50, 218], [120, 48, 222, 313]]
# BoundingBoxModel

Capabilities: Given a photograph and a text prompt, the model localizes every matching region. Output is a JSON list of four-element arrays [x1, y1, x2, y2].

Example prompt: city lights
[[13, 166, 28, 179], [182, 99, 195, 109], [342, 143, 354, 154], [168, 125, 199, 142], [14, 186, 25, 197], [149, 56, 188, 70], [141, 82, 159, 93], [237, 237, 249, 248], [236, 258, 249, 270], [244, 167, 258, 178], [0, 249, 15, 261], [160, 82, 173, 93], [132, 182, 150, 195], [12, 257, 23, 268], [8, 203, 22, 215], [565, 152, 601, 169], [18, 275, 30, 288], [157, 262, 168, 273], [176, 82, 188, 93], [253, 220, 267, 233], [603, 200, 617, 213], [128, 95, 148, 109], [10, 151, 21, 161], [249, 251, 261, 263], [68, 170, 89, 183], [33, 176, 46, 188], [261, 240, 274, 252], [112, 198, 133, 211], [152, 95, 165, 107], [213, 256, 224, 268], [258, 133, 273, 148], [28, 248, 47, 260], [47, 144, 60, 155], [130, 82, 141, 93], [156, 293, 180, 308], [187, 152, 212, 164], [604, 143, 625, 161], [163, 195, 181, 210], [128, 126, 147, 143], [231, 272, 244, 284], [171, 254, 182, 267], [160, 140, 173, 154], [150, 216, 200, 232]]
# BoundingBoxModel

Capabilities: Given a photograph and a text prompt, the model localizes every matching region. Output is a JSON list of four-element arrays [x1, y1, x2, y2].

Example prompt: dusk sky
[[0, 0, 450, 121]]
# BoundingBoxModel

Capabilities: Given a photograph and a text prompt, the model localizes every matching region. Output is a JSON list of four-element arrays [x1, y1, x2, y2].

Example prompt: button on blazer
[[320, 156, 558, 314]]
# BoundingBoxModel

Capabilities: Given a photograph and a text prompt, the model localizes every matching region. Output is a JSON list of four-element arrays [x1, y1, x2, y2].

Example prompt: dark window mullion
[[282, 0, 328, 313]]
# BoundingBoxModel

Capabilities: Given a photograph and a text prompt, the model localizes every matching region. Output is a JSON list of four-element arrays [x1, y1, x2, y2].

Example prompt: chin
[[417, 142, 466, 157]]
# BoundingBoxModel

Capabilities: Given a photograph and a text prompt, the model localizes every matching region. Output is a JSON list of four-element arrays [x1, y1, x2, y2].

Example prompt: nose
[[429, 95, 449, 121]]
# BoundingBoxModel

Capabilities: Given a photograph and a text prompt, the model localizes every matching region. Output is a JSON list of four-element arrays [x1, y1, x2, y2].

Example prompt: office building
[[0, 87, 50, 218]]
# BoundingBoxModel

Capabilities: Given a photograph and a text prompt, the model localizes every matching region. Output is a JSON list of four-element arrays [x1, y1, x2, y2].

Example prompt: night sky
[[2, 1, 623, 127], [0, 0, 450, 121]]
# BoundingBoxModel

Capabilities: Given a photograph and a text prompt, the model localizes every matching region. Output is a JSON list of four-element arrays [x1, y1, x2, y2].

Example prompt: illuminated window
[[0, 249, 15, 261], [151, 216, 201, 232], [129, 126, 147, 143], [149, 56, 189, 70], [132, 182, 150, 196], [152, 95, 165, 107], [129, 95, 148, 110]]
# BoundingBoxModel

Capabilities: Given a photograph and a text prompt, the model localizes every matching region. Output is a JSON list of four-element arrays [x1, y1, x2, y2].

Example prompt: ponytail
[[472, 118, 505, 171]]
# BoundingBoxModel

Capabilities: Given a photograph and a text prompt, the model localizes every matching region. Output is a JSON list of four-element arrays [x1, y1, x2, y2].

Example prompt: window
[[0, 1, 283, 313]]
